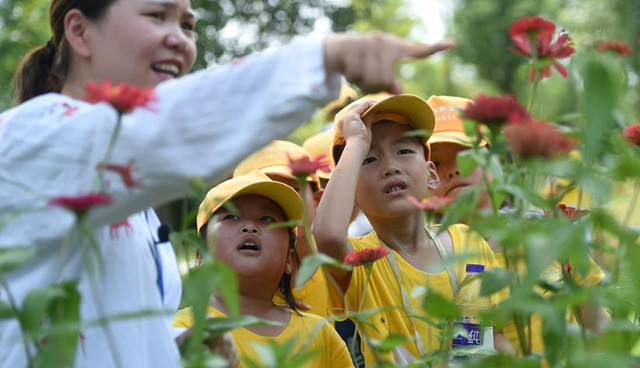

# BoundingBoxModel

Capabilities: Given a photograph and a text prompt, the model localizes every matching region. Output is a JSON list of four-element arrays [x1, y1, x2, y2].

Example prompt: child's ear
[[284, 249, 295, 275], [426, 161, 440, 190]]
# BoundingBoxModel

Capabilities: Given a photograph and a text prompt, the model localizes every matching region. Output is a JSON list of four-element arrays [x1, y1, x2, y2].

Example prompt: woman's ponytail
[[13, 39, 63, 104]]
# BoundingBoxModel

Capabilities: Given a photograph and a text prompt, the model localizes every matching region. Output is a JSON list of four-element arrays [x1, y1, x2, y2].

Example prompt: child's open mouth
[[384, 181, 407, 196], [237, 236, 262, 255]]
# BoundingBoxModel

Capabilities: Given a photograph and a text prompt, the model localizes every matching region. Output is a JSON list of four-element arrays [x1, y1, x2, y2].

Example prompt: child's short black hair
[[198, 223, 302, 314]]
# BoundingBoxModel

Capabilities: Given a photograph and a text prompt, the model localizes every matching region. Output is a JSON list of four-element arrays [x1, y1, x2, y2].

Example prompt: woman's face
[[84, 0, 197, 87]]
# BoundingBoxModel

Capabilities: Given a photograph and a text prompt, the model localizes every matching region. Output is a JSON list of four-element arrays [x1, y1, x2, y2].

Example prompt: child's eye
[[261, 216, 276, 222], [146, 12, 165, 21], [182, 21, 195, 31], [363, 157, 377, 165], [222, 214, 238, 220], [398, 149, 414, 155]]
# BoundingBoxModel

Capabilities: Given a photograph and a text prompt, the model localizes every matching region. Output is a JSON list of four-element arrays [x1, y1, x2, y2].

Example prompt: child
[[313, 93, 512, 365], [426, 95, 607, 357], [173, 171, 353, 368], [233, 141, 332, 318]]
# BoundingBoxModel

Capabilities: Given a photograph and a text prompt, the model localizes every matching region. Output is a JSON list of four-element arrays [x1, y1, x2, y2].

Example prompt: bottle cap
[[465, 264, 485, 273]]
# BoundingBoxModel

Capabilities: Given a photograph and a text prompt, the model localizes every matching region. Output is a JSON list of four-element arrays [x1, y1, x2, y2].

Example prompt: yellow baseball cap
[[426, 95, 489, 148], [197, 171, 304, 231], [302, 128, 335, 180], [233, 140, 320, 186], [332, 92, 435, 163]]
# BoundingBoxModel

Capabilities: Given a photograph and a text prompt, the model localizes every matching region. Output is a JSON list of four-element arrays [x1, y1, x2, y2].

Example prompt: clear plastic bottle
[[451, 264, 494, 355]]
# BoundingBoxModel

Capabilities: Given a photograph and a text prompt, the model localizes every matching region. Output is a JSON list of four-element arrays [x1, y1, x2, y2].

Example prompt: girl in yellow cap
[[173, 171, 353, 368]]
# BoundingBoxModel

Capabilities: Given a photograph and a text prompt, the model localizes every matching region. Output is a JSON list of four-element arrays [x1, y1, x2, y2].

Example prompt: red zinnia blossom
[[97, 160, 140, 189], [509, 16, 556, 41], [84, 80, 157, 114], [344, 246, 390, 268], [407, 195, 453, 212], [596, 40, 632, 57], [461, 94, 531, 128], [508, 17, 575, 81], [557, 203, 589, 221], [49, 193, 113, 213], [505, 120, 575, 160], [288, 154, 332, 178], [622, 124, 640, 146]]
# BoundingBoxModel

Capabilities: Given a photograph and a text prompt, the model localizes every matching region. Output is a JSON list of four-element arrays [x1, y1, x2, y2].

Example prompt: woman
[[0, 0, 452, 367]]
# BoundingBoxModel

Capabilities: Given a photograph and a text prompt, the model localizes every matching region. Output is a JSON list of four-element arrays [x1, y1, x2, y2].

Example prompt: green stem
[[91, 115, 123, 192], [528, 78, 540, 112], [612, 179, 639, 285], [78, 222, 124, 368], [352, 265, 372, 362], [0, 279, 34, 366]]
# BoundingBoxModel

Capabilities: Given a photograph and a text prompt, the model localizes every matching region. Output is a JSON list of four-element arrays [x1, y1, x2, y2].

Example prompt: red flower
[[596, 40, 632, 57], [557, 203, 589, 221], [287, 154, 332, 178], [505, 120, 575, 160], [622, 124, 640, 146], [461, 94, 531, 128], [563, 261, 571, 276], [49, 193, 113, 213], [407, 195, 453, 212], [97, 160, 140, 189], [344, 246, 390, 268], [509, 16, 556, 41], [84, 80, 157, 114], [508, 17, 575, 81]]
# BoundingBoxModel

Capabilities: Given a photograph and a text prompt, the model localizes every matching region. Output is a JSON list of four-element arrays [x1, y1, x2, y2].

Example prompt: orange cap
[[234, 140, 320, 186], [302, 128, 335, 180], [332, 92, 435, 163], [426, 95, 490, 148]]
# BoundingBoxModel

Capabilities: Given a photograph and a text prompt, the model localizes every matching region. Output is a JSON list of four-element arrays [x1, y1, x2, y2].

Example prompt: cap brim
[[362, 94, 435, 144], [203, 181, 304, 230], [258, 166, 321, 187]]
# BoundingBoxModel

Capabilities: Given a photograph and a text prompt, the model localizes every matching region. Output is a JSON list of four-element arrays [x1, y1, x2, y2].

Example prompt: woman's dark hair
[[13, 0, 118, 104], [198, 223, 302, 314]]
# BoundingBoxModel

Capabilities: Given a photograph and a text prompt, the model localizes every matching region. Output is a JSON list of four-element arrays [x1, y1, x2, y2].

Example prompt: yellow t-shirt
[[337, 223, 505, 365], [495, 253, 606, 356], [172, 306, 353, 368], [273, 268, 333, 319]]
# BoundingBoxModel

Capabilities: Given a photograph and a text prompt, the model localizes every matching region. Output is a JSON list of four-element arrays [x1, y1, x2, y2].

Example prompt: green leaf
[[582, 58, 617, 163], [480, 268, 513, 297], [367, 334, 408, 353], [421, 288, 460, 320], [211, 262, 240, 320], [21, 286, 66, 334], [402, 129, 431, 138], [295, 253, 351, 289], [203, 315, 282, 338], [266, 219, 302, 230], [500, 184, 551, 210], [456, 150, 479, 177], [0, 301, 14, 319], [0, 246, 35, 273]]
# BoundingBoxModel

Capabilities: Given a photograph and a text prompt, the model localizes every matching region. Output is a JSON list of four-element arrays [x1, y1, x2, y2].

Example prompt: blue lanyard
[[145, 211, 165, 302]]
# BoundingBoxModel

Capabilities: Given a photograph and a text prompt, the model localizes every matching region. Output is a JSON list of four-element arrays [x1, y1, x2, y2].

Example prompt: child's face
[[355, 121, 438, 218], [429, 143, 493, 209], [206, 194, 293, 282]]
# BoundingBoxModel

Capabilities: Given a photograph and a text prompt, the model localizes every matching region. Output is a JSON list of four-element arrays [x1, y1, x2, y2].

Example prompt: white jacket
[[0, 35, 339, 368]]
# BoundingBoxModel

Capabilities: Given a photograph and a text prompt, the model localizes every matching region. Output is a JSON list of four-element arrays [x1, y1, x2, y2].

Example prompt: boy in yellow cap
[[313, 92, 513, 365], [426, 95, 607, 358], [233, 141, 333, 319], [173, 171, 353, 368]]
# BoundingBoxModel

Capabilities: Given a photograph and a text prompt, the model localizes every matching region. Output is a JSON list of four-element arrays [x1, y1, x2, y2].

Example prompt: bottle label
[[452, 322, 482, 347]]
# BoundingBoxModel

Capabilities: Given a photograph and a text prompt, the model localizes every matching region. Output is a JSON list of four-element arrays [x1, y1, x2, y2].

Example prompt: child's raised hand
[[324, 33, 454, 94], [338, 101, 375, 150]]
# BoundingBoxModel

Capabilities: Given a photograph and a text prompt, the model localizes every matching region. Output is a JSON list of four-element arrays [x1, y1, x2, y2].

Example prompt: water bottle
[[451, 264, 494, 357]]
